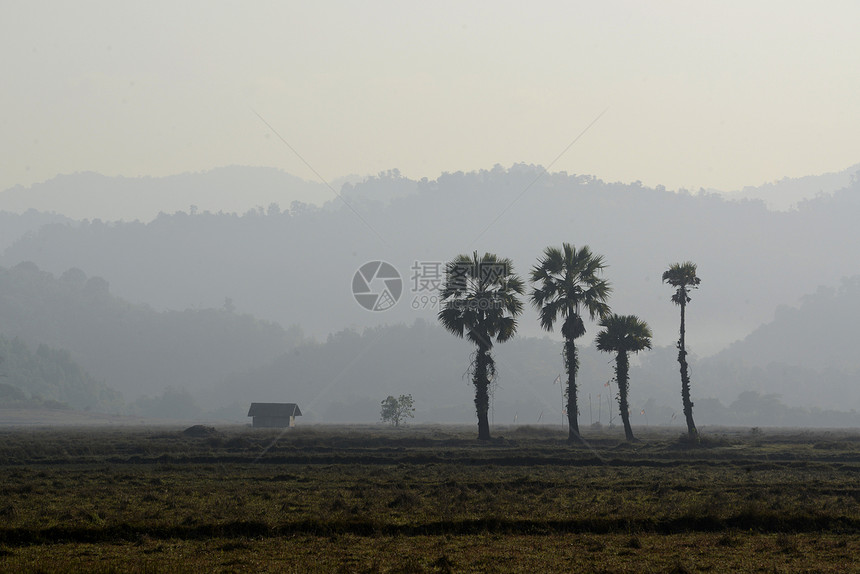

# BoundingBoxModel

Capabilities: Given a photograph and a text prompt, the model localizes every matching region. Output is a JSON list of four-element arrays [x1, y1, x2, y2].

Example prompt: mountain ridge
[[3, 162, 859, 223]]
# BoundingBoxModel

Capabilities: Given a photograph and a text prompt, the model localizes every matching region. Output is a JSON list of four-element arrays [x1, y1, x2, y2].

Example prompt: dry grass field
[[1, 424, 859, 572]]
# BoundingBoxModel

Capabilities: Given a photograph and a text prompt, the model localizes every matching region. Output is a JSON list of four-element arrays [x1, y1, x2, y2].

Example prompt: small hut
[[247, 402, 302, 428]]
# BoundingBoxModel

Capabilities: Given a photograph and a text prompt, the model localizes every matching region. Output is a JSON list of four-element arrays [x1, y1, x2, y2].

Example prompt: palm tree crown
[[595, 314, 652, 356], [662, 261, 700, 306], [530, 244, 611, 337], [438, 252, 524, 348]]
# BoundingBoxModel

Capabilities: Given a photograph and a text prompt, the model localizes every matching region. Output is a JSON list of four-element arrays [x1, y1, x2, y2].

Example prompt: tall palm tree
[[662, 261, 701, 438], [530, 244, 611, 441], [438, 252, 524, 440], [595, 314, 652, 442]]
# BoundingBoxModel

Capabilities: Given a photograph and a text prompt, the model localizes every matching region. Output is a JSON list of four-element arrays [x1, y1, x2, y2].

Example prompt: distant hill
[[0, 210, 73, 253], [0, 167, 348, 222], [713, 276, 860, 372], [5, 165, 860, 356], [691, 276, 860, 410], [5, 163, 858, 222], [722, 163, 860, 210], [0, 262, 303, 401]]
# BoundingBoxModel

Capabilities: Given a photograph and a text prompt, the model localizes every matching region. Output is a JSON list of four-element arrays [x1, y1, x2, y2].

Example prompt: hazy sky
[[3, 1, 860, 195]]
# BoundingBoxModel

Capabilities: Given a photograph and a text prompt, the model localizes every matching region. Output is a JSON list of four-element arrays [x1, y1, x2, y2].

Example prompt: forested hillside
[[5, 166, 860, 356], [0, 262, 303, 401], [0, 336, 121, 411], [714, 276, 860, 372], [0, 210, 73, 252]]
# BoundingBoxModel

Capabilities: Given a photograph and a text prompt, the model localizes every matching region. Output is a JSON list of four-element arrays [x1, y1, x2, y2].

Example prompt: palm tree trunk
[[616, 350, 635, 442], [565, 338, 579, 441], [678, 302, 697, 438], [474, 344, 492, 440]]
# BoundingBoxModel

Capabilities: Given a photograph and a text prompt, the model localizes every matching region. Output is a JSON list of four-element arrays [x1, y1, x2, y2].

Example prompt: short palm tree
[[595, 314, 652, 442], [438, 252, 524, 440], [662, 261, 701, 438], [531, 244, 611, 441]]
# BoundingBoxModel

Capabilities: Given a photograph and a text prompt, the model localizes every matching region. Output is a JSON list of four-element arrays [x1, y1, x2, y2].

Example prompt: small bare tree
[[380, 394, 415, 427]]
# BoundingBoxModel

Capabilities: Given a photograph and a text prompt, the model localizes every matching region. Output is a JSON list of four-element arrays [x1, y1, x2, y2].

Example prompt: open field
[[1, 424, 859, 572], [0, 408, 173, 427]]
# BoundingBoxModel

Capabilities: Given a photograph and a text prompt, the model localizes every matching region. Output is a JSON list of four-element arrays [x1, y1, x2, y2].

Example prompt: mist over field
[[1, 164, 859, 427]]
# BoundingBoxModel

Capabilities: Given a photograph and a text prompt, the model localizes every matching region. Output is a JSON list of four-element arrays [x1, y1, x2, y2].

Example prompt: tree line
[[438, 244, 701, 442]]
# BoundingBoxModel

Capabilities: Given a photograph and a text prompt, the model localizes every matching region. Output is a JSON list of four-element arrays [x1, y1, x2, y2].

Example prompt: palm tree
[[595, 314, 652, 442], [530, 244, 611, 441], [438, 252, 524, 440], [662, 261, 701, 438]]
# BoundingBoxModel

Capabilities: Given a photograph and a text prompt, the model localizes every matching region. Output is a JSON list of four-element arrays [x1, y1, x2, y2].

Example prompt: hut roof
[[247, 402, 302, 417]]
